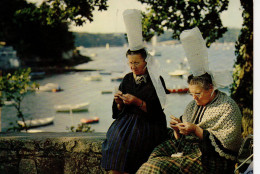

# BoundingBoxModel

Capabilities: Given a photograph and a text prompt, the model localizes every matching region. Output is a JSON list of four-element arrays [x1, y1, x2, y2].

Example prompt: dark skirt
[[101, 113, 167, 173]]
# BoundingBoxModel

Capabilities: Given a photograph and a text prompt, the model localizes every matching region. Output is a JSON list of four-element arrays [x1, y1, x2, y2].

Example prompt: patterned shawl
[[182, 91, 242, 160]]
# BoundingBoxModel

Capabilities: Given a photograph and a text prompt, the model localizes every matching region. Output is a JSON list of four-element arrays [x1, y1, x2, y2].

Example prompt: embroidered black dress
[[101, 72, 168, 173]]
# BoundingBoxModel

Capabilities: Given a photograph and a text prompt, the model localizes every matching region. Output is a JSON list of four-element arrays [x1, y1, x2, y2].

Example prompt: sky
[[27, 0, 243, 33], [70, 0, 243, 33]]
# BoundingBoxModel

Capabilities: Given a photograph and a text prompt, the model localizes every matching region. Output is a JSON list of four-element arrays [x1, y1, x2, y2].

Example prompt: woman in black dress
[[101, 48, 169, 174]]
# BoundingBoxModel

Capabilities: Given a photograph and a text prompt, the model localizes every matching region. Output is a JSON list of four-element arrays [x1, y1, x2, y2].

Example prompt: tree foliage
[[231, 0, 253, 112], [0, 68, 39, 132], [138, 0, 229, 47], [0, 0, 108, 64], [42, 0, 108, 26], [67, 123, 94, 133], [13, 4, 75, 63]]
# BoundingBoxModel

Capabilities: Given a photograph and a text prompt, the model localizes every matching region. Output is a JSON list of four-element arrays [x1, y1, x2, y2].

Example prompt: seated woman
[[102, 9, 169, 174], [101, 48, 169, 174], [137, 72, 242, 174]]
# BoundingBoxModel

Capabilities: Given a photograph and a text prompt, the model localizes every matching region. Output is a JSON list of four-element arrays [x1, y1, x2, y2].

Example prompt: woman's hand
[[170, 115, 182, 139], [177, 122, 203, 139], [114, 90, 123, 105], [119, 93, 139, 105], [119, 93, 147, 112], [170, 115, 181, 132], [177, 122, 196, 135]]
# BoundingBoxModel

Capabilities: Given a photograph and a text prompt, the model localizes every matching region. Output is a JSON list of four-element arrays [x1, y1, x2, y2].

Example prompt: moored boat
[[54, 102, 89, 112], [38, 83, 62, 92], [3, 100, 15, 106], [169, 88, 189, 93], [168, 69, 189, 77], [169, 84, 189, 93], [99, 71, 112, 75], [17, 116, 55, 128], [111, 76, 123, 82], [101, 90, 113, 94], [30, 72, 46, 80], [80, 117, 99, 124], [84, 75, 102, 81]]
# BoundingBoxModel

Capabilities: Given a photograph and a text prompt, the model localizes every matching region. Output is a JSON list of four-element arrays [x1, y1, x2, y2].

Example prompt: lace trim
[[134, 74, 147, 84], [208, 132, 236, 161]]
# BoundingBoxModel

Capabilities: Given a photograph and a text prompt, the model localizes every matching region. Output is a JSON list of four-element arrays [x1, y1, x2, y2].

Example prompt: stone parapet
[[0, 132, 108, 174]]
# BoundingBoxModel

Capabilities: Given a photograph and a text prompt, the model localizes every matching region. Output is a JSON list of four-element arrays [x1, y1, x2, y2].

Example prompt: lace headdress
[[180, 27, 232, 89], [123, 9, 167, 108]]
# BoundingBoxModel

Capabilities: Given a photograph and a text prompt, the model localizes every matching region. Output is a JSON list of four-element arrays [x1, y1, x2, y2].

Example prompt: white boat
[[38, 83, 61, 92], [3, 100, 15, 106], [166, 59, 172, 63], [21, 129, 44, 133], [84, 75, 102, 81], [169, 58, 190, 77], [169, 69, 189, 77], [17, 117, 55, 128], [54, 102, 90, 112]]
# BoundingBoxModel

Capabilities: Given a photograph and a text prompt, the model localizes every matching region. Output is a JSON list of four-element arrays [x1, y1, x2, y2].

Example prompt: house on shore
[[0, 43, 20, 70]]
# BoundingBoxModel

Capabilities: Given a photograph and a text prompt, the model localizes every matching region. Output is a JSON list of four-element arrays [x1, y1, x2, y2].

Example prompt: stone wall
[[0, 132, 109, 174]]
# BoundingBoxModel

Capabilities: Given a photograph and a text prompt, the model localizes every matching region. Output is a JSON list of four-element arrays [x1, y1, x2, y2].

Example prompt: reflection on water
[[2, 43, 235, 132]]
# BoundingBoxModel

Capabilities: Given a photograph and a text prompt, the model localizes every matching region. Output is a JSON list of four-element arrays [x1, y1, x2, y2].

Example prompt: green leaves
[[138, 0, 228, 46], [1, 68, 38, 98], [67, 123, 94, 133], [231, 0, 253, 111], [0, 0, 108, 64], [42, 0, 108, 26], [0, 68, 39, 131]]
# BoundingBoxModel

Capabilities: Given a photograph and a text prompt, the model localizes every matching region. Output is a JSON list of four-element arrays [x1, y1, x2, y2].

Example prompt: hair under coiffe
[[187, 72, 213, 90], [126, 48, 147, 59]]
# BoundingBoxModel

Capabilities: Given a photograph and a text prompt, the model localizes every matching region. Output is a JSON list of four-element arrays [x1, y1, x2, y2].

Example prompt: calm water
[[1, 43, 236, 132]]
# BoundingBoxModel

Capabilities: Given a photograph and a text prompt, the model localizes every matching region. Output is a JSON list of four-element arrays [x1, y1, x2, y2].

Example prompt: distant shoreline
[[1, 53, 96, 77], [31, 66, 102, 75]]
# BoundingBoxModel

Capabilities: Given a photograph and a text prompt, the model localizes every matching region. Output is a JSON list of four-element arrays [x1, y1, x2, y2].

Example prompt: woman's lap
[[138, 137, 236, 174], [102, 114, 167, 173], [137, 155, 204, 174], [137, 139, 205, 174]]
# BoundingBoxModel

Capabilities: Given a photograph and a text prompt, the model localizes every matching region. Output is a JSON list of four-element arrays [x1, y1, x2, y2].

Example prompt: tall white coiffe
[[180, 27, 209, 76], [123, 9, 144, 51]]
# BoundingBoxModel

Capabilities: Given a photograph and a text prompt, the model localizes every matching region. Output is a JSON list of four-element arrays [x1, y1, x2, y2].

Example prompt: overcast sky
[[69, 0, 243, 33], [27, 0, 243, 33]]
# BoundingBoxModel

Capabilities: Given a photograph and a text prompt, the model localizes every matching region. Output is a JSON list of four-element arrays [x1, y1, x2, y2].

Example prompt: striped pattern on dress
[[102, 113, 166, 173]]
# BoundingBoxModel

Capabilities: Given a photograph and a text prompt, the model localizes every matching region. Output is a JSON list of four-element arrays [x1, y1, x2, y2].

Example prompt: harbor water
[[1, 43, 236, 132]]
